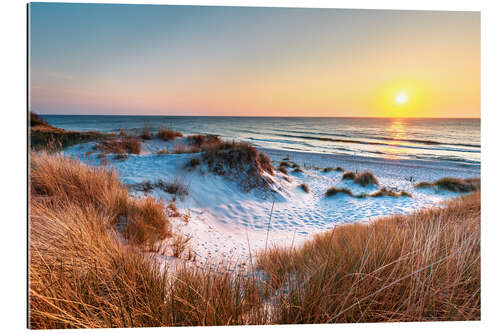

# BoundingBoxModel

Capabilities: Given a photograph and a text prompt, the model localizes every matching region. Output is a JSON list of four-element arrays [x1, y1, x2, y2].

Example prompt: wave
[[276, 134, 480, 153]]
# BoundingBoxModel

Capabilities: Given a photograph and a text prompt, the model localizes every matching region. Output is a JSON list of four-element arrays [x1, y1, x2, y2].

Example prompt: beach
[[62, 134, 480, 268]]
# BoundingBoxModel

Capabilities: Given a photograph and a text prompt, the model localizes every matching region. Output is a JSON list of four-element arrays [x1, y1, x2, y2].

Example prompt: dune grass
[[325, 186, 412, 198], [29, 151, 480, 328], [30, 112, 108, 151], [157, 127, 183, 141], [257, 191, 480, 323], [139, 125, 153, 140], [415, 177, 480, 193], [342, 171, 379, 186], [322, 166, 344, 173], [299, 183, 310, 193], [94, 136, 141, 155], [201, 140, 275, 190]]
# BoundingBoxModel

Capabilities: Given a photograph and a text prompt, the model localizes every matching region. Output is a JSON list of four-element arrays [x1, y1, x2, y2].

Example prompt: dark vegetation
[[94, 136, 141, 155], [322, 166, 344, 172], [140, 125, 153, 140], [299, 183, 310, 193], [201, 141, 275, 191], [128, 179, 189, 198], [325, 186, 412, 198], [415, 177, 480, 193], [30, 112, 108, 150], [277, 166, 288, 175], [342, 171, 379, 186], [157, 127, 183, 141]]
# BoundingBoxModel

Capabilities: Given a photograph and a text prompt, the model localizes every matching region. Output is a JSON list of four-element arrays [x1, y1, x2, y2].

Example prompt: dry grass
[[187, 134, 222, 147], [416, 177, 480, 193], [30, 152, 171, 245], [201, 141, 275, 191], [29, 151, 480, 327], [277, 166, 288, 175], [257, 191, 480, 323], [299, 183, 310, 193], [185, 156, 201, 170], [325, 186, 412, 199], [342, 171, 379, 186], [158, 127, 183, 141], [30, 112, 108, 150], [94, 137, 141, 155], [140, 125, 153, 140]]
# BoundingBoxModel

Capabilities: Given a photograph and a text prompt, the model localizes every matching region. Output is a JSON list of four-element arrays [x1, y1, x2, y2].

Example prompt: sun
[[395, 92, 408, 105]]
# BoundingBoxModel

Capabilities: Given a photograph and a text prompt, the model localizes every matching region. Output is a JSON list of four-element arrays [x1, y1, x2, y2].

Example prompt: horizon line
[[35, 113, 481, 120]]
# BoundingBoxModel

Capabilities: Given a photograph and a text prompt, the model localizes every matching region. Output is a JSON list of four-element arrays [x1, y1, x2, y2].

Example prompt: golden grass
[[342, 171, 379, 186], [94, 136, 141, 155], [158, 127, 183, 141], [257, 191, 480, 323], [29, 151, 480, 328], [30, 152, 171, 245]]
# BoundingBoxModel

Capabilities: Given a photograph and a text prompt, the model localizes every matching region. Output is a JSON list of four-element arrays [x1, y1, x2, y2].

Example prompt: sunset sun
[[395, 92, 408, 104]]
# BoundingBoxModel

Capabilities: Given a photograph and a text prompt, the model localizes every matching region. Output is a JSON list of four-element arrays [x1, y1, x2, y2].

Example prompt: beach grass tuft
[[342, 171, 378, 186], [415, 177, 480, 193], [157, 127, 183, 141], [299, 183, 310, 193]]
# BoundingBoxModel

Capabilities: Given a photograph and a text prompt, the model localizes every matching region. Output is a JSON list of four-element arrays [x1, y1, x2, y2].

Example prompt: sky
[[29, 3, 480, 118]]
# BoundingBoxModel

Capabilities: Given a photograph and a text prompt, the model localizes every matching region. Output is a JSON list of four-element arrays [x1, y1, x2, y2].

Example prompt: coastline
[[61, 136, 480, 266]]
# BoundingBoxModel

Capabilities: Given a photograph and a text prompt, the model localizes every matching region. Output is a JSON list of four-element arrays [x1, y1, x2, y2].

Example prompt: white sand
[[64, 138, 480, 267]]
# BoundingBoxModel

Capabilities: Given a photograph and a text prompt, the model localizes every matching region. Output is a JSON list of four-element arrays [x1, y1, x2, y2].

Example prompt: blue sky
[[29, 3, 480, 117]]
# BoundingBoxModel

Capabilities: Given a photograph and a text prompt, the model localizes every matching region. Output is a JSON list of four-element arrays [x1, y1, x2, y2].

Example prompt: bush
[[157, 127, 183, 141], [185, 156, 201, 170], [140, 125, 152, 140], [201, 141, 275, 191], [341, 171, 356, 180], [342, 171, 378, 186], [277, 166, 288, 175], [94, 137, 141, 155], [416, 177, 480, 193], [299, 183, 310, 193], [187, 134, 221, 147]]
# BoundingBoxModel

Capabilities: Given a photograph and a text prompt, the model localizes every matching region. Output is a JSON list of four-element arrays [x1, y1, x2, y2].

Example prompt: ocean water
[[41, 115, 480, 166]]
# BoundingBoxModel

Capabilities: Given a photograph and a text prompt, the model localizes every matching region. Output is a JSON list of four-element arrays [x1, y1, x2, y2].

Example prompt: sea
[[41, 115, 480, 167]]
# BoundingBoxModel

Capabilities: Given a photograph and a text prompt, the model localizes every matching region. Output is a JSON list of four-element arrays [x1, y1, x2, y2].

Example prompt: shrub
[[30, 112, 49, 126], [187, 134, 221, 147], [299, 183, 310, 193], [156, 179, 189, 197], [279, 161, 291, 168], [341, 171, 378, 186], [341, 171, 356, 180], [322, 167, 334, 172], [277, 166, 288, 175], [201, 141, 275, 190], [172, 144, 201, 154], [94, 137, 141, 155], [292, 167, 303, 173], [416, 177, 480, 193], [157, 127, 183, 141], [325, 187, 354, 197], [140, 125, 152, 140], [354, 172, 379, 186], [185, 156, 201, 170]]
